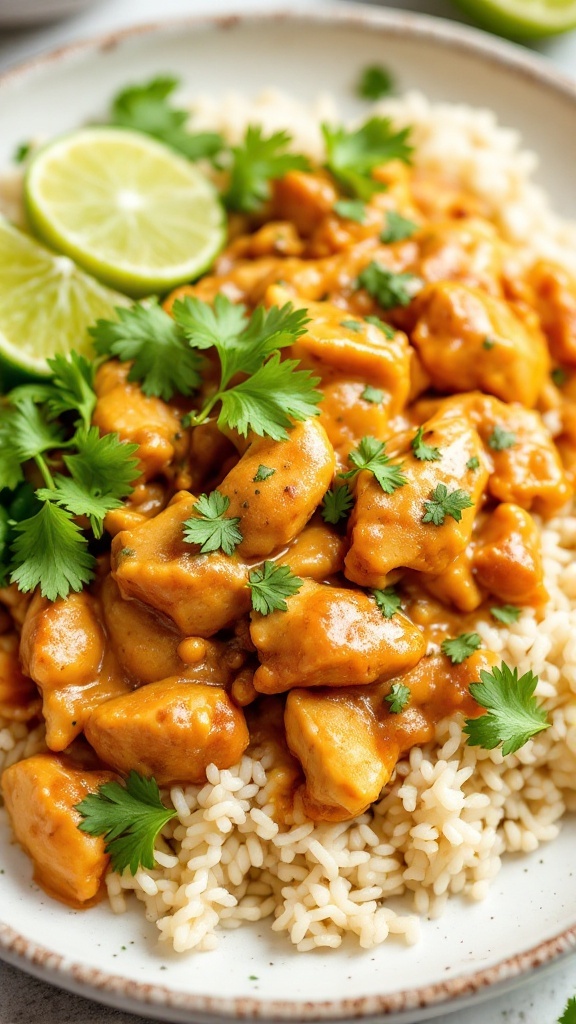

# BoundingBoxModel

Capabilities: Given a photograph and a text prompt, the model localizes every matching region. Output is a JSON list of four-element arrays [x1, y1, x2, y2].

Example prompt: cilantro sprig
[[223, 125, 310, 213], [357, 65, 395, 101], [380, 210, 418, 243], [559, 997, 576, 1024], [464, 662, 550, 756], [441, 632, 481, 664], [422, 484, 474, 525], [248, 561, 303, 615], [385, 682, 411, 713], [373, 585, 402, 619], [358, 261, 422, 309], [342, 436, 407, 494], [490, 605, 521, 624], [75, 771, 177, 875], [183, 491, 243, 555], [488, 425, 516, 451], [411, 426, 441, 462], [323, 117, 412, 200], [322, 483, 354, 525]]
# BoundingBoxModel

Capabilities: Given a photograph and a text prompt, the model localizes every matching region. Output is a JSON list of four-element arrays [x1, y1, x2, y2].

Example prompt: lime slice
[[452, 0, 576, 38], [0, 216, 127, 385], [24, 127, 226, 298]]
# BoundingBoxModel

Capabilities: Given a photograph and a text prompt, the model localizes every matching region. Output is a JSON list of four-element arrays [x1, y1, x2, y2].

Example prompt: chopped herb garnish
[[253, 465, 276, 483], [365, 315, 395, 339], [13, 141, 32, 164], [411, 426, 441, 462], [223, 125, 310, 213], [466, 456, 480, 471], [385, 682, 411, 713], [552, 367, 568, 388], [482, 336, 496, 350], [422, 483, 474, 526], [464, 662, 550, 756], [333, 199, 367, 223], [321, 483, 354, 525], [380, 210, 417, 243], [323, 117, 412, 201], [248, 561, 303, 615], [358, 261, 422, 309], [488, 425, 516, 451], [183, 491, 243, 556], [373, 585, 402, 619], [490, 604, 521, 625], [357, 64, 395, 100], [441, 632, 482, 664], [75, 771, 177, 875], [340, 319, 363, 332], [361, 385, 385, 404], [558, 996, 576, 1024], [342, 436, 407, 494]]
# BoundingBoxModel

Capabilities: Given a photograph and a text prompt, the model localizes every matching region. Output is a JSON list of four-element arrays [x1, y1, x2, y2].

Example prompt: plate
[[2, 7, 576, 1022]]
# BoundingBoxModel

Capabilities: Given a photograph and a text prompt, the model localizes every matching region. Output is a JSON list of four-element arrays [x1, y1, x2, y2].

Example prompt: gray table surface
[[1, 1, 576, 1021]]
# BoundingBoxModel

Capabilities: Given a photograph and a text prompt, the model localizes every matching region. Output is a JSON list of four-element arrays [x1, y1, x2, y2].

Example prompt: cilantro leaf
[[342, 436, 407, 494], [65, 427, 140, 502], [36, 477, 123, 540], [217, 353, 321, 441], [441, 632, 482, 664], [411, 426, 441, 462], [89, 302, 202, 401], [361, 385, 385, 404], [380, 210, 418, 243], [323, 117, 412, 200], [253, 465, 276, 483], [385, 681, 411, 713], [464, 662, 550, 756], [365, 314, 395, 339], [422, 483, 474, 525], [224, 125, 310, 213], [0, 409, 25, 490], [482, 336, 496, 350], [357, 65, 395, 101], [340, 319, 363, 332], [333, 199, 367, 223], [45, 352, 96, 431], [466, 456, 480, 471], [488, 425, 516, 451], [358, 261, 422, 309], [75, 770, 177, 875], [248, 561, 303, 615], [373, 585, 402, 619], [558, 996, 576, 1024], [13, 140, 32, 164], [490, 604, 521, 624], [109, 75, 223, 161], [5, 394, 65, 462], [322, 483, 354, 525], [552, 367, 568, 388], [183, 491, 243, 556], [9, 502, 95, 601]]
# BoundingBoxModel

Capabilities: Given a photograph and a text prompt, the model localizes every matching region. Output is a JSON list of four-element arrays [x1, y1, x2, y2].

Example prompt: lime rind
[[24, 127, 226, 298], [453, 0, 576, 38]]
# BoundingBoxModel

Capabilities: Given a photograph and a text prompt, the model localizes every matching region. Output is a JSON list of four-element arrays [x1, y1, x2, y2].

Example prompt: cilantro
[[173, 295, 321, 440], [183, 491, 243, 556], [558, 996, 576, 1024], [340, 319, 363, 332], [253, 465, 276, 483], [323, 117, 412, 200], [4, 393, 64, 462], [482, 336, 496, 350], [45, 352, 96, 431], [422, 483, 474, 525], [75, 770, 177, 875], [411, 426, 441, 462], [464, 662, 550, 756], [248, 561, 303, 615], [13, 141, 32, 164], [373, 585, 402, 619], [321, 483, 354, 525], [357, 64, 395, 101], [466, 456, 480, 471], [223, 125, 309, 213], [385, 682, 411, 713], [441, 632, 481, 664], [342, 436, 407, 494], [109, 75, 223, 161], [9, 502, 95, 601], [90, 302, 202, 402], [333, 199, 367, 223], [490, 605, 521, 625], [358, 261, 422, 308], [365, 315, 395, 339], [361, 385, 384, 404], [380, 210, 417, 243], [552, 367, 568, 387], [488, 425, 516, 451]]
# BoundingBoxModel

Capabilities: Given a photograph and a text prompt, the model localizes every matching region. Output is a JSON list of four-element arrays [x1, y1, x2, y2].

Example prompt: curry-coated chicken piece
[[528, 260, 576, 365], [285, 649, 499, 821], [411, 282, 549, 408], [20, 591, 129, 751], [84, 680, 249, 785], [317, 380, 392, 463], [345, 409, 488, 589], [270, 170, 339, 236], [412, 218, 504, 295], [473, 503, 547, 606], [277, 516, 347, 580], [424, 546, 484, 613], [0, 632, 41, 722], [93, 361, 188, 482], [250, 579, 425, 695], [218, 419, 335, 558], [112, 492, 251, 637], [1, 754, 116, 905]]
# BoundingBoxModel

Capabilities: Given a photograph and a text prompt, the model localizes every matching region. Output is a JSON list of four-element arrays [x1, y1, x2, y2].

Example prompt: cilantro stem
[[188, 393, 221, 427], [34, 453, 55, 490]]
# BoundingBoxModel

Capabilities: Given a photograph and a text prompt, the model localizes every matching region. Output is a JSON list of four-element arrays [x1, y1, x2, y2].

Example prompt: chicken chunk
[[112, 492, 251, 637], [84, 680, 249, 785], [0, 632, 41, 722], [413, 218, 504, 295], [1, 754, 115, 905], [276, 517, 347, 580], [528, 260, 576, 365], [271, 170, 338, 236], [424, 546, 484, 613], [473, 503, 547, 606], [345, 409, 488, 588], [317, 380, 392, 463], [251, 579, 425, 694], [20, 591, 129, 751], [218, 419, 335, 558], [411, 282, 549, 408]]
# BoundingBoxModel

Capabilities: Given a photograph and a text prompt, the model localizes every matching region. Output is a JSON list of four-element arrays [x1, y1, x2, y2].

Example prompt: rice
[[4, 89, 576, 954]]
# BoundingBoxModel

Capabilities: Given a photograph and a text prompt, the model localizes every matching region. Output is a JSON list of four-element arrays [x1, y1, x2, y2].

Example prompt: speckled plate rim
[[2, 5, 576, 1021]]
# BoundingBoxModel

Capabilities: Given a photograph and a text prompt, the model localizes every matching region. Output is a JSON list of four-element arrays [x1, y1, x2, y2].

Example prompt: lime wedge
[[452, 0, 576, 37], [0, 217, 127, 385], [24, 128, 226, 298]]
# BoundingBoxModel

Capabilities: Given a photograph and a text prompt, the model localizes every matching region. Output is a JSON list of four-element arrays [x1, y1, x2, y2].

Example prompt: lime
[[0, 216, 127, 385], [24, 127, 226, 298], [452, 0, 576, 38]]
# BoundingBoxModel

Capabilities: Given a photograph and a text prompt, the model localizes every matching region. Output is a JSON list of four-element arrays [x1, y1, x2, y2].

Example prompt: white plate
[[2, 7, 576, 1022]]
